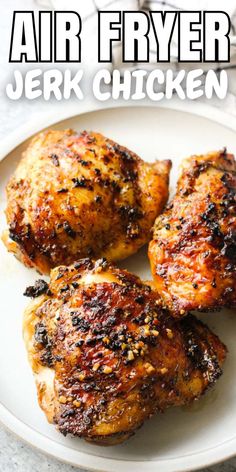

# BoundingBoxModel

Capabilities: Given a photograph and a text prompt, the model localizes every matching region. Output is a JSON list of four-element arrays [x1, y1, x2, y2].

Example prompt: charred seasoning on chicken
[[23, 258, 226, 444], [149, 150, 236, 316], [4, 129, 171, 274]]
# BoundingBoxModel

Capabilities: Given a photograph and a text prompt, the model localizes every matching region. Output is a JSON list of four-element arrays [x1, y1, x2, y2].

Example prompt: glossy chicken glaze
[[149, 150, 236, 316], [23, 259, 226, 445], [3, 129, 171, 274]]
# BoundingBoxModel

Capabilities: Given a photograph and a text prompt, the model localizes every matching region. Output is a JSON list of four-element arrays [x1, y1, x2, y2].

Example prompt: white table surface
[[1, 1, 236, 471]]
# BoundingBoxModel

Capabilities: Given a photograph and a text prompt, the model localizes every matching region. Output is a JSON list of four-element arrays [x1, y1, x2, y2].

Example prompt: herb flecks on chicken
[[3, 129, 171, 274], [149, 150, 236, 316], [23, 258, 226, 445]]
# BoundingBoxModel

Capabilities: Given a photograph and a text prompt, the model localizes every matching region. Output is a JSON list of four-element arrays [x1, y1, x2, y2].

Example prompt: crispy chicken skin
[[23, 259, 226, 445], [3, 129, 171, 274], [149, 150, 236, 316]]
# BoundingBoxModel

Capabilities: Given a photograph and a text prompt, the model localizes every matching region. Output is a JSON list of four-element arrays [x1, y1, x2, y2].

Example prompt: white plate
[[1, 102, 236, 472]]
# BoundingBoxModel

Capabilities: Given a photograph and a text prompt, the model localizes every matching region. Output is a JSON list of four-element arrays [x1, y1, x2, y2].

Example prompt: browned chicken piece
[[3, 129, 171, 274], [23, 258, 226, 445], [149, 150, 236, 317]]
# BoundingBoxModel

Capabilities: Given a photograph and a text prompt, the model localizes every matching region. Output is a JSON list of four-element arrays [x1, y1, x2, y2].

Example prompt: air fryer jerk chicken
[[23, 258, 226, 445], [149, 150, 236, 316], [3, 129, 171, 274]]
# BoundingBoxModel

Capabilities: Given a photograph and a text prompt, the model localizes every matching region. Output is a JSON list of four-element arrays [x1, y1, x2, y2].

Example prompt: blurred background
[[1, 0, 236, 139]]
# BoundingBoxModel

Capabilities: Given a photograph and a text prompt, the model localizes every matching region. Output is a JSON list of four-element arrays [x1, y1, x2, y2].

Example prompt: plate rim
[[1, 99, 236, 472], [1, 98, 236, 164]]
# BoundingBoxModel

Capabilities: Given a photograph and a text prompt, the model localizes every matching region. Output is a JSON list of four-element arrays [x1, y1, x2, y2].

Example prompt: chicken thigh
[[23, 258, 226, 445], [3, 129, 171, 274], [149, 150, 236, 316]]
